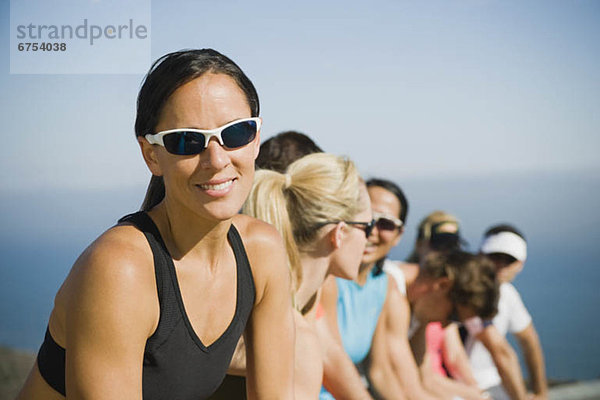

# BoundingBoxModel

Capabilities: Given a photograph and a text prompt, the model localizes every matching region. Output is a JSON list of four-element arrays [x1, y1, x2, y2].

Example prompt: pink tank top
[[426, 322, 447, 376]]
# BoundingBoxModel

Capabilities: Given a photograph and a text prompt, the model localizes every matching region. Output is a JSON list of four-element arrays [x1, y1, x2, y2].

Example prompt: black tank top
[[37, 211, 256, 399]]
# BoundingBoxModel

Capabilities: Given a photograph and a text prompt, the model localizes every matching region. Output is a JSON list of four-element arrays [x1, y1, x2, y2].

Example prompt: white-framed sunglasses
[[373, 211, 403, 231], [145, 117, 261, 155]]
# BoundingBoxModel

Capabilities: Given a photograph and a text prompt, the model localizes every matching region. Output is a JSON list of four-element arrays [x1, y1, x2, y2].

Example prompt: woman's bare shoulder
[[231, 214, 287, 268], [400, 262, 419, 285], [72, 223, 154, 279], [46, 222, 160, 346], [232, 214, 283, 245], [54, 224, 157, 319], [231, 214, 289, 302]]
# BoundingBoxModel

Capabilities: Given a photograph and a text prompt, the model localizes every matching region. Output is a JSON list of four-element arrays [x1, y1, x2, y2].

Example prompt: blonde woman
[[243, 152, 374, 399]]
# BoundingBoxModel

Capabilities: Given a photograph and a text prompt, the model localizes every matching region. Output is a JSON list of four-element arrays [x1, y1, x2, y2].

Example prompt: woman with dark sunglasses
[[242, 152, 373, 400], [17, 49, 295, 400], [320, 183, 497, 400], [318, 178, 444, 400]]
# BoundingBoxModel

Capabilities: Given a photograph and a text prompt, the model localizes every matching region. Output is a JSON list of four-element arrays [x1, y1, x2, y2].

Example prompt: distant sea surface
[[1, 169, 599, 381]]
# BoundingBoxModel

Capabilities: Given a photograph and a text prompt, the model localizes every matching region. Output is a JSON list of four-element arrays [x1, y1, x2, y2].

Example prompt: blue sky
[[1, 0, 599, 192]]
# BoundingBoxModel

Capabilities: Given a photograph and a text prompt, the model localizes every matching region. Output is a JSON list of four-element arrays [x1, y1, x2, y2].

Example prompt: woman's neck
[[149, 199, 231, 266], [295, 252, 330, 312], [355, 261, 375, 286]]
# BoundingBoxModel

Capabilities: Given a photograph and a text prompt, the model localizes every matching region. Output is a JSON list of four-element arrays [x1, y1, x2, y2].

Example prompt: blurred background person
[[255, 130, 323, 172], [462, 224, 548, 400], [401, 211, 484, 399]]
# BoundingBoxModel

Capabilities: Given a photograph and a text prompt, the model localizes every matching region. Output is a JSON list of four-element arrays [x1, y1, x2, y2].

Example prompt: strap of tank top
[[118, 211, 171, 307], [227, 224, 256, 300]]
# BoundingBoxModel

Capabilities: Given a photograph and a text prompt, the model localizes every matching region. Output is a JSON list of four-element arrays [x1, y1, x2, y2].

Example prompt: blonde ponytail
[[243, 169, 303, 296], [243, 153, 363, 297]]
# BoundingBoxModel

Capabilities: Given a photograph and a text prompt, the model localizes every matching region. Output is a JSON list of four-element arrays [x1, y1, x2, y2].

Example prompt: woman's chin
[[361, 251, 381, 266], [197, 202, 243, 222]]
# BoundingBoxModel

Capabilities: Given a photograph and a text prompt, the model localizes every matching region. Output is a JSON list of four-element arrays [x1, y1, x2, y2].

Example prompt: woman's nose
[[200, 138, 229, 170]]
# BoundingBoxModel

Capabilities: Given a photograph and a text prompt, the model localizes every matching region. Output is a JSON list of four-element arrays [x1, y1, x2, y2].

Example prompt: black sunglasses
[[145, 117, 261, 155], [317, 219, 376, 238]]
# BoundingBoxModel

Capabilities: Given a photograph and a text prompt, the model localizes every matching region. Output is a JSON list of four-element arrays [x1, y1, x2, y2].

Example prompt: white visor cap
[[480, 231, 527, 262]]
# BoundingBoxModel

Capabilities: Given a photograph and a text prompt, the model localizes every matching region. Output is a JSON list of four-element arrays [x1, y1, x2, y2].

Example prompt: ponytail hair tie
[[284, 173, 292, 189]]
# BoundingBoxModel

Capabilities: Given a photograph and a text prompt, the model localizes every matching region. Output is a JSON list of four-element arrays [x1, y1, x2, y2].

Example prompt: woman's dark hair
[[256, 131, 323, 173], [366, 178, 409, 275], [365, 178, 408, 224], [137, 49, 259, 211], [484, 224, 526, 242], [421, 250, 499, 320]]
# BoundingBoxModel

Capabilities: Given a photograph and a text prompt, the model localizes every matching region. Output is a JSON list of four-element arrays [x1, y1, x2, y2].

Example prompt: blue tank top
[[336, 270, 388, 363], [320, 270, 388, 399]]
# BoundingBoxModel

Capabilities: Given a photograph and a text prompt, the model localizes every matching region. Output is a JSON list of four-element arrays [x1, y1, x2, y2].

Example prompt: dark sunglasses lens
[[221, 120, 257, 148], [163, 131, 205, 155], [365, 220, 375, 237], [376, 217, 397, 231]]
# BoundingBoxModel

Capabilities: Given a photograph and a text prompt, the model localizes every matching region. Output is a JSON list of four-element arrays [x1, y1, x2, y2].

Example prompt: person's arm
[[64, 227, 158, 399], [316, 316, 373, 399], [367, 300, 407, 400], [442, 323, 478, 386], [419, 351, 484, 400], [243, 222, 295, 400], [514, 323, 548, 399], [477, 325, 528, 400], [383, 281, 439, 400], [319, 276, 374, 399], [227, 337, 247, 376]]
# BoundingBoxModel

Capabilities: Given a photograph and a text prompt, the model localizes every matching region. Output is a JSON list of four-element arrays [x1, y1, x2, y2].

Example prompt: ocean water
[[1, 169, 598, 381]]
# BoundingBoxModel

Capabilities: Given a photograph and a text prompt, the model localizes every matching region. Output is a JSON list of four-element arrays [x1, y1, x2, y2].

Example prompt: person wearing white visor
[[462, 225, 548, 400]]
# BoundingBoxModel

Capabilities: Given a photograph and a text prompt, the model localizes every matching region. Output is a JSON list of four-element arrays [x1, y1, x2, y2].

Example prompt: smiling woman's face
[[361, 185, 403, 266], [146, 72, 260, 221]]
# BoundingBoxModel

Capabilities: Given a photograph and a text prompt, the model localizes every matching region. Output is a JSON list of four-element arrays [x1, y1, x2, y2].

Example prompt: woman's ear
[[252, 129, 261, 160], [330, 222, 346, 250], [434, 276, 452, 293], [392, 227, 405, 247], [138, 136, 163, 176]]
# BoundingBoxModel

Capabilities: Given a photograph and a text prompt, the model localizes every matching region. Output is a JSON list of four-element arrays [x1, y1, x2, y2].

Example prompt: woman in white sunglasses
[[18, 49, 295, 400]]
